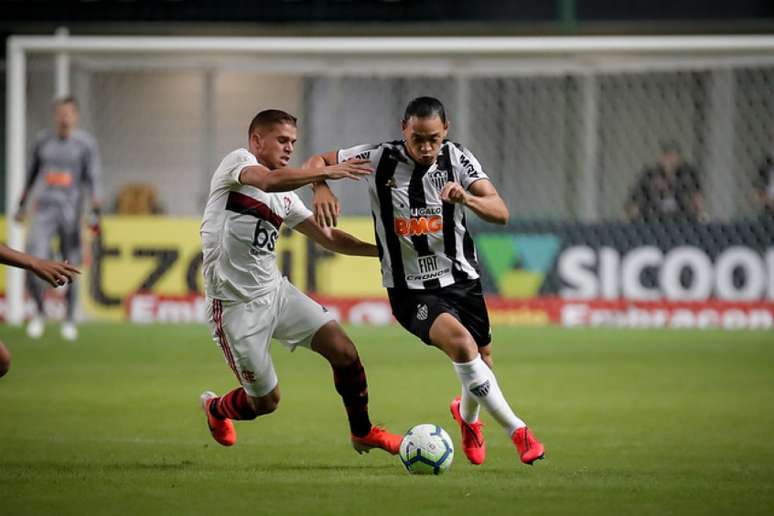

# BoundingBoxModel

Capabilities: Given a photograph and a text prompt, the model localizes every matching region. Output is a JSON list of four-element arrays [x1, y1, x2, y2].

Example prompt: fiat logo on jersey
[[394, 215, 443, 236]]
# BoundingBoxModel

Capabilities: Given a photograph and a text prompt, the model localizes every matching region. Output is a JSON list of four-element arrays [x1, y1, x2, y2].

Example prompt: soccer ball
[[399, 424, 454, 475]]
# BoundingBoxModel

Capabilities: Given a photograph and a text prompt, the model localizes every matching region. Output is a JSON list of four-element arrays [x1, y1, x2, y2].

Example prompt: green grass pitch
[[0, 323, 772, 515]]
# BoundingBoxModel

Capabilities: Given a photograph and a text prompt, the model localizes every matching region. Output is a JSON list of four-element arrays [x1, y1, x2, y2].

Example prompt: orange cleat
[[200, 391, 237, 447], [351, 426, 402, 455], [450, 396, 486, 465], [512, 427, 544, 465]]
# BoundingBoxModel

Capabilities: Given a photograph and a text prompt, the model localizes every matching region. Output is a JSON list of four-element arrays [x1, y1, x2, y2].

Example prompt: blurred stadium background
[[1, 1, 773, 329], [3, 1, 774, 329], [1, 2, 773, 515]]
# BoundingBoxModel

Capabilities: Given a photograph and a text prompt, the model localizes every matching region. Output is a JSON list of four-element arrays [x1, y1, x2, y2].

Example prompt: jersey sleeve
[[82, 133, 104, 204], [20, 132, 46, 207], [282, 192, 314, 228], [221, 149, 257, 186], [337, 144, 381, 165], [454, 144, 489, 190]]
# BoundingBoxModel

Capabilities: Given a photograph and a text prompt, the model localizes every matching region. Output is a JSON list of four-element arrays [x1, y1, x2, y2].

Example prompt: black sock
[[209, 397, 223, 419], [332, 357, 372, 437]]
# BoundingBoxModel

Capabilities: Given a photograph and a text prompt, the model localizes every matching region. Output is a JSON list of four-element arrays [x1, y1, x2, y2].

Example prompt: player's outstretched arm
[[292, 217, 378, 257], [239, 158, 372, 193], [0, 244, 80, 287], [440, 179, 509, 225], [305, 151, 345, 227]]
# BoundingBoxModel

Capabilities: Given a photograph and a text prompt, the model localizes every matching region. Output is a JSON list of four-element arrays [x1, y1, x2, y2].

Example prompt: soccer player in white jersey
[[0, 243, 80, 377], [199, 109, 402, 455], [305, 97, 545, 466]]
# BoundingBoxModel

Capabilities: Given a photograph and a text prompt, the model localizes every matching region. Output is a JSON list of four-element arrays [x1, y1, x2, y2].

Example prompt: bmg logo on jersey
[[394, 215, 443, 236], [394, 207, 443, 237]]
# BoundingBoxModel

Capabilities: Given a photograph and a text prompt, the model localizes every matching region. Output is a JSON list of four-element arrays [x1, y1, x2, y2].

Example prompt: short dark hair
[[403, 96, 447, 124], [54, 95, 78, 109], [248, 109, 297, 136]]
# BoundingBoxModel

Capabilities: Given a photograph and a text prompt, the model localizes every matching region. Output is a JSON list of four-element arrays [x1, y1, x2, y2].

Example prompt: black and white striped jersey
[[337, 140, 489, 290]]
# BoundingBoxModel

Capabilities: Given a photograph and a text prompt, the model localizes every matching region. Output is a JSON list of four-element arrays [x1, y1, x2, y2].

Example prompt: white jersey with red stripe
[[200, 148, 312, 302]]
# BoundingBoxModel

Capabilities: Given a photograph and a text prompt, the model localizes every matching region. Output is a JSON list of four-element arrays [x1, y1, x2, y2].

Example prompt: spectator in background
[[115, 183, 163, 215], [753, 154, 774, 220], [625, 140, 707, 223], [14, 96, 102, 341]]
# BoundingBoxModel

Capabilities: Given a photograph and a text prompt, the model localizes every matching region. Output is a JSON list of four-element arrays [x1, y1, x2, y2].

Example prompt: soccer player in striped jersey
[[0, 243, 81, 377], [306, 96, 545, 466], [198, 109, 402, 455]]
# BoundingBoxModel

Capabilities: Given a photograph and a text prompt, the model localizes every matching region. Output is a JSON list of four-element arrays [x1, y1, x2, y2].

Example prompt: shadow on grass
[[2, 460, 396, 474], [247, 462, 396, 473]]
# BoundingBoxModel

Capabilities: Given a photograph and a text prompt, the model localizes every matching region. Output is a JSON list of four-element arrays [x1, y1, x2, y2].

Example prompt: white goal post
[[6, 33, 774, 325]]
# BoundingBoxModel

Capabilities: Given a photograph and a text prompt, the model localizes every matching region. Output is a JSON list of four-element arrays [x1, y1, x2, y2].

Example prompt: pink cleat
[[512, 427, 544, 465], [351, 426, 402, 455], [450, 396, 486, 465], [200, 391, 237, 447]]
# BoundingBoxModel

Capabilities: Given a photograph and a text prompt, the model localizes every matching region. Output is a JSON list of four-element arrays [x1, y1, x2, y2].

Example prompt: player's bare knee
[[479, 346, 494, 368], [260, 399, 279, 415], [331, 336, 358, 367], [451, 337, 478, 362], [247, 390, 280, 417], [437, 331, 478, 362], [311, 321, 358, 367]]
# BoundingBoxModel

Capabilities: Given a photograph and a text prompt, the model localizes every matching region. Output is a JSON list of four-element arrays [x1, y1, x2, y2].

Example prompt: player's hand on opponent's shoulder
[[312, 183, 341, 227], [30, 257, 80, 288], [440, 182, 467, 205], [323, 158, 373, 181]]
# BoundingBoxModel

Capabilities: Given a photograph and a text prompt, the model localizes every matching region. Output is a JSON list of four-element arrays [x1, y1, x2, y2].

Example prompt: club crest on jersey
[[429, 169, 447, 191], [416, 304, 429, 321], [240, 369, 257, 383]]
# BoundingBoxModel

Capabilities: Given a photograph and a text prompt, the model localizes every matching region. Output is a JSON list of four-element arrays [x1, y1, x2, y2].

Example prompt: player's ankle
[[208, 398, 225, 420]]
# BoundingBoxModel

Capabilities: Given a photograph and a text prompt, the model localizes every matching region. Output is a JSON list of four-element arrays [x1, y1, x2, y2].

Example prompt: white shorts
[[206, 277, 336, 397]]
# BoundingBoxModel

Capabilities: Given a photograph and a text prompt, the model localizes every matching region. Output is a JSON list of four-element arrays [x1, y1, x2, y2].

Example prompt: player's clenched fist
[[440, 182, 467, 204]]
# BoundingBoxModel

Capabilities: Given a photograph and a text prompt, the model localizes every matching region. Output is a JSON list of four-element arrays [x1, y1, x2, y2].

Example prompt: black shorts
[[387, 279, 492, 347]]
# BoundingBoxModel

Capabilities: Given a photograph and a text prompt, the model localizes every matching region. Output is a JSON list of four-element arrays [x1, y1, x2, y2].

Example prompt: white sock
[[453, 354, 526, 437], [459, 389, 480, 424]]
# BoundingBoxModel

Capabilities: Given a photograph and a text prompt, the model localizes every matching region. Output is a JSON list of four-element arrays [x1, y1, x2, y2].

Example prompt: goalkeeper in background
[[14, 96, 102, 341]]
